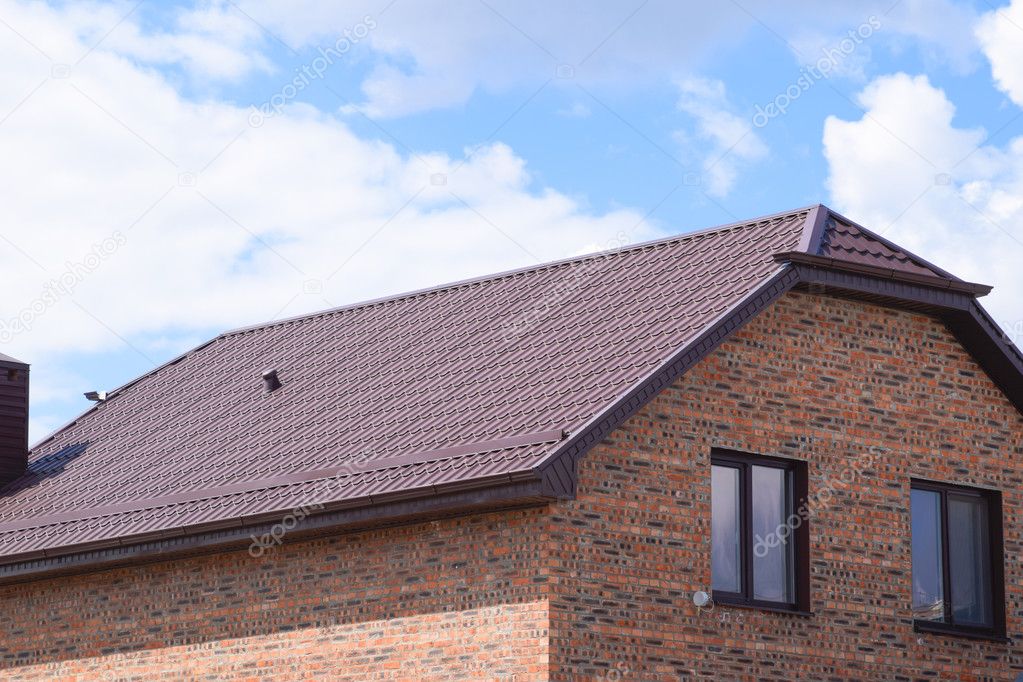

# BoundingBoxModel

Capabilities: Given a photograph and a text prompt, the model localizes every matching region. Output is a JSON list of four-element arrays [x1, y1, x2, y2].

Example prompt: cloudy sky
[[2, 0, 1022, 441]]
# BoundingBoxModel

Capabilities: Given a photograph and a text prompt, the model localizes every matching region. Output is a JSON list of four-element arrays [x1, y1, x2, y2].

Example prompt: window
[[711, 450, 809, 611], [910, 481, 1005, 638]]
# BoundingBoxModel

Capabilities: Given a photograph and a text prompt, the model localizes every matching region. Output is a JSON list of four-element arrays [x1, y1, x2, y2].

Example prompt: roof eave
[[0, 473, 554, 585], [774, 251, 993, 296], [0, 353, 28, 368]]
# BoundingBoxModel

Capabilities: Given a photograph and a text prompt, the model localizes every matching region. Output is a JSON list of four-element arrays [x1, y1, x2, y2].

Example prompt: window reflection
[[711, 465, 741, 593], [911, 488, 945, 621], [752, 465, 792, 603], [948, 495, 991, 627]]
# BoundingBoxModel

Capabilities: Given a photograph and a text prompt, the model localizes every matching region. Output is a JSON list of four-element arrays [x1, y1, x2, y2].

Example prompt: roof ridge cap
[[221, 205, 818, 339], [797, 203, 831, 255]]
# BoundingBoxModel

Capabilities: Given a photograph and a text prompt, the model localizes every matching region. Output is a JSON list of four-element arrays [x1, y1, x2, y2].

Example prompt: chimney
[[0, 354, 29, 486]]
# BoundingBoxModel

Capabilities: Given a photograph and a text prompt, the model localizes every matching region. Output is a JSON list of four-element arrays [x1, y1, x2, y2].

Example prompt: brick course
[[1, 291, 1021, 680]]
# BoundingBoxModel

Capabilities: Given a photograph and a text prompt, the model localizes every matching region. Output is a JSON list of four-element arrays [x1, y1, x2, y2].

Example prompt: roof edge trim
[[775, 252, 992, 295], [0, 477, 552, 583], [0, 353, 28, 368]]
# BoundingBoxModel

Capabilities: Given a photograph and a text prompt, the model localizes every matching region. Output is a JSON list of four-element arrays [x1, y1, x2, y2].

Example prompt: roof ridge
[[221, 204, 818, 339]]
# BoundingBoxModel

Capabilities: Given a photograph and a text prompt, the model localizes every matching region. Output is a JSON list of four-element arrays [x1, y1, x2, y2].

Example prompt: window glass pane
[[711, 465, 741, 593], [752, 465, 793, 603], [911, 489, 945, 621], [948, 495, 992, 627]]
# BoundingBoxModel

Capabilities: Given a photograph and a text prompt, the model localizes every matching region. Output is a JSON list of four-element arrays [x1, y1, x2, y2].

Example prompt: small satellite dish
[[693, 590, 711, 608]]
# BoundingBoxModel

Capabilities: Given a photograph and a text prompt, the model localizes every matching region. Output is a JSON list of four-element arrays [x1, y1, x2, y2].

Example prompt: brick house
[[0, 204, 1021, 680]]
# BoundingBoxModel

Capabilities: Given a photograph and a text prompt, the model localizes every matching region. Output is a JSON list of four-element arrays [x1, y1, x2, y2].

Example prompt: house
[[0, 204, 1020, 680]]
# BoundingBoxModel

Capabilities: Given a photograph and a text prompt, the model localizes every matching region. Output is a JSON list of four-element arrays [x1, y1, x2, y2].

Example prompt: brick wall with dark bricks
[[548, 291, 1023, 680], [0, 290, 1021, 681]]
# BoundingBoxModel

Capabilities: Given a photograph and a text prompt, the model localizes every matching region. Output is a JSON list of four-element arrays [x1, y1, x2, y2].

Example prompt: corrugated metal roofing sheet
[[0, 205, 959, 561]]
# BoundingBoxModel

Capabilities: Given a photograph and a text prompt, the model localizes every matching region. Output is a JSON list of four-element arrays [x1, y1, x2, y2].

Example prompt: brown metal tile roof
[[818, 213, 957, 279], [0, 204, 974, 564]]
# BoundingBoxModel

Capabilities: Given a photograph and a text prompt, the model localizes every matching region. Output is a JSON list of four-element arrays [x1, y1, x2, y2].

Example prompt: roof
[[0, 203, 1014, 574], [0, 352, 25, 366]]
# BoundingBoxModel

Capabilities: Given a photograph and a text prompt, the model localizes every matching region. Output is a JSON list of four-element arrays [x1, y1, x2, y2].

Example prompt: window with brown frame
[[910, 480, 1005, 639], [710, 449, 810, 612]]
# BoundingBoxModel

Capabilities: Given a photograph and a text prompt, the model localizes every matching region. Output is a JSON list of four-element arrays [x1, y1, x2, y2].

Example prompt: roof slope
[[0, 204, 989, 563], [816, 211, 958, 280]]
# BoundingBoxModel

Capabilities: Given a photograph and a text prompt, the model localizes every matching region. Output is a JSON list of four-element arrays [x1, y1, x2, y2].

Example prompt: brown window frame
[[710, 449, 810, 613], [910, 479, 1006, 640]]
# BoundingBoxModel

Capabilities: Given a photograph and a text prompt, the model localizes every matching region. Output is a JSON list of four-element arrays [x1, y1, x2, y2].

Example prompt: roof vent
[[84, 390, 107, 402], [262, 369, 282, 392]]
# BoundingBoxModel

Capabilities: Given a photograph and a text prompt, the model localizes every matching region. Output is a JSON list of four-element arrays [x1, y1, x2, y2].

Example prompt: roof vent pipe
[[262, 369, 282, 392]]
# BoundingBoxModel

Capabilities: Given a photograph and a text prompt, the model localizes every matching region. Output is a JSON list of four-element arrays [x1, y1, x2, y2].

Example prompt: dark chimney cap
[[84, 390, 108, 402], [262, 369, 282, 392]]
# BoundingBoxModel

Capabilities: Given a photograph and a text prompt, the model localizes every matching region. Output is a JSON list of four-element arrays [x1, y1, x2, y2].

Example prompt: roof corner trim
[[797, 203, 831, 254]]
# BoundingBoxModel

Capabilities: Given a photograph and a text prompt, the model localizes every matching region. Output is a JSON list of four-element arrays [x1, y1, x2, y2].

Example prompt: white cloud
[[675, 77, 767, 198], [880, 0, 980, 73], [9, 0, 270, 83], [976, 0, 1023, 107], [786, 1, 979, 83], [217, 0, 989, 118], [823, 73, 1023, 340], [0, 0, 660, 426]]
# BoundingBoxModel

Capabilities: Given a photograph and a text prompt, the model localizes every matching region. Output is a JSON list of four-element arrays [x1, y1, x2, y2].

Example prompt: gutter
[[0, 473, 553, 585]]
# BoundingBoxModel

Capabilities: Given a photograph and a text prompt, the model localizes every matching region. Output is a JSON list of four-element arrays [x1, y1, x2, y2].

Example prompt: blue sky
[[2, 0, 1023, 440]]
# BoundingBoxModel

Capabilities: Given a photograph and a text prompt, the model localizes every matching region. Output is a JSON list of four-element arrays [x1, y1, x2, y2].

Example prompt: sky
[[1, 0, 1023, 442]]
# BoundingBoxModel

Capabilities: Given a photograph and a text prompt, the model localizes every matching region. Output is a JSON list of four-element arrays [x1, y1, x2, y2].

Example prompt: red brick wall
[[2, 291, 1021, 680], [547, 291, 1023, 680], [0, 509, 550, 681]]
